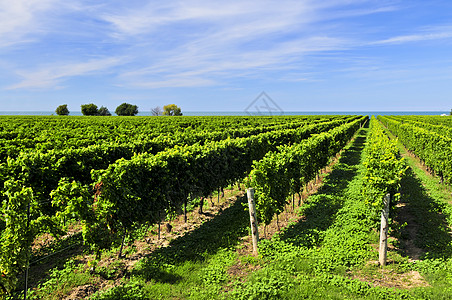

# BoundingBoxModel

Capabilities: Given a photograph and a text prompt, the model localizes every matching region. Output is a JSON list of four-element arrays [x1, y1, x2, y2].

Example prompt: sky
[[1, 0, 452, 113]]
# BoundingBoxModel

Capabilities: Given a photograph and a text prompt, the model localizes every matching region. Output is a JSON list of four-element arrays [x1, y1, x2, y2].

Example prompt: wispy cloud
[[3, 0, 452, 111], [0, 0, 58, 48], [103, 0, 363, 88], [101, 1, 308, 39], [3, 0, 436, 92], [7, 57, 123, 89], [118, 35, 347, 88], [372, 25, 452, 45]]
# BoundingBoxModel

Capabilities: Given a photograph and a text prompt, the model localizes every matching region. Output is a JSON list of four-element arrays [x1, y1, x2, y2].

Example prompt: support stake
[[246, 188, 259, 254], [379, 193, 390, 266]]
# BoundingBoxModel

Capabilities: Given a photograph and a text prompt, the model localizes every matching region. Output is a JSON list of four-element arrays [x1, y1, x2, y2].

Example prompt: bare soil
[[351, 264, 429, 289]]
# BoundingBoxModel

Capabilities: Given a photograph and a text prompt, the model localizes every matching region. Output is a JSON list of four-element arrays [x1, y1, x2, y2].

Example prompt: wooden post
[[247, 188, 259, 254], [379, 193, 390, 266]]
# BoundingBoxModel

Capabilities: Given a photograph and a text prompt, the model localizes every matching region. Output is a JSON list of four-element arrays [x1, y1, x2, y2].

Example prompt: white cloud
[[7, 57, 123, 89], [108, 0, 357, 88], [1, 0, 408, 90], [0, 0, 57, 47], [118, 34, 347, 88], [127, 77, 217, 89], [101, 1, 307, 38], [372, 26, 452, 45]]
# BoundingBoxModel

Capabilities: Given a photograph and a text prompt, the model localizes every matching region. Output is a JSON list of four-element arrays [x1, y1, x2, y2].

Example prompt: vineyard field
[[1, 114, 452, 299]]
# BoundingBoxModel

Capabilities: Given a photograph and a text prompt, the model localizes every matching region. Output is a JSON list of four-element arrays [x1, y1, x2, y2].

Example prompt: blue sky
[[1, 0, 452, 113]]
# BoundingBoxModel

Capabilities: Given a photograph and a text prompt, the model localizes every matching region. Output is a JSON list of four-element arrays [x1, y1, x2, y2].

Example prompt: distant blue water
[[0, 111, 449, 116], [181, 111, 449, 117]]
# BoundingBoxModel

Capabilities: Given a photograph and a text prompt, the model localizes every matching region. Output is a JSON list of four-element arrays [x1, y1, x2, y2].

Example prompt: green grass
[[23, 124, 452, 299], [379, 122, 452, 298], [227, 127, 415, 299], [227, 124, 452, 299]]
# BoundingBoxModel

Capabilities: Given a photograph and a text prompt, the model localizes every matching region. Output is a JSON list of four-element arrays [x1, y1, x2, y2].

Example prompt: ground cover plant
[[2, 115, 452, 299]]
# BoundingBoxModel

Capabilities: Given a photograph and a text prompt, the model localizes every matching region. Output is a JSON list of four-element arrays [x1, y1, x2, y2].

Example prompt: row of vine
[[378, 115, 452, 184]]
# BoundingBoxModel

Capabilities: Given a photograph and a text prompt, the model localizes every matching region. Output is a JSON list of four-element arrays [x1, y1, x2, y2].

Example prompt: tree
[[81, 103, 98, 116], [450, 109, 452, 116], [98, 106, 111, 116], [115, 103, 138, 116], [151, 106, 162, 116], [163, 104, 182, 116], [55, 104, 69, 116]]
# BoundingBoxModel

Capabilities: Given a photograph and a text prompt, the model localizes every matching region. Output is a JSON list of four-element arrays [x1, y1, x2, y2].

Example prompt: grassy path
[[226, 123, 452, 299], [379, 121, 452, 298]]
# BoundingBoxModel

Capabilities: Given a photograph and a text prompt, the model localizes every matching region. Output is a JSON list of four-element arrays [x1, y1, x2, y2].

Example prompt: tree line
[[55, 103, 182, 116]]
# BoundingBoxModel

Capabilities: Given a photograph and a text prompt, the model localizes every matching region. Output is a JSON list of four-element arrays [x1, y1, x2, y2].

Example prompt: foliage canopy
[[98, 106, 111, 116], [81, 103, 99, 116], [163, 104, 182, 116], [115, 103, 138, 116], [55, 104, 69, 116]]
